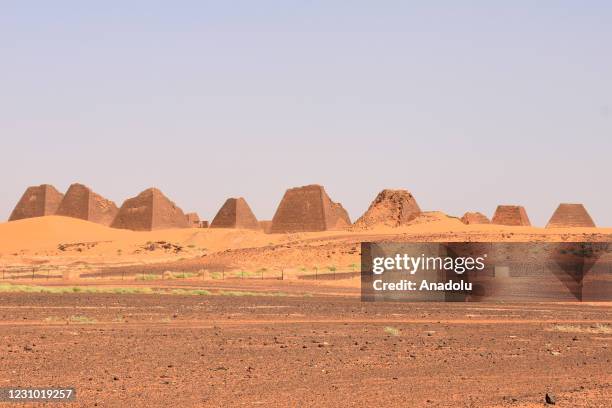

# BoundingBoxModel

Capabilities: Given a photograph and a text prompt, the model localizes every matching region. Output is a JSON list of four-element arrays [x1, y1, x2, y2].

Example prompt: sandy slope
[[0, 216, 287, 266], [0, 214, 610, 270]]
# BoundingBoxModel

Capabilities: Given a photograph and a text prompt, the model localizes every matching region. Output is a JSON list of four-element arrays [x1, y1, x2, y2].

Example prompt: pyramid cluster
[[7, 183, 601, 231], [9, 184, 193, 231]]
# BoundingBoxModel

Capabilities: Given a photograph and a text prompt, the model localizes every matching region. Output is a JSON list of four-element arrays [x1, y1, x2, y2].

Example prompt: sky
[[1, 1, 610, 226]]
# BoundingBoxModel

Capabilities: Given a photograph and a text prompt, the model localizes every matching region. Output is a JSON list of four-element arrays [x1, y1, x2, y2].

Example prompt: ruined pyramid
[[546, 203, 596, 228], [9, 184, 64, 221], [210, 197, 259, 229], [354, 189, 421, 228], [461, 212, 490, 225], [185, 212, 202, 227], [491, 205, 531, 226], [111, 188, 190, 231], [55, 183, 118, 226], [270, 184, 351, 233]]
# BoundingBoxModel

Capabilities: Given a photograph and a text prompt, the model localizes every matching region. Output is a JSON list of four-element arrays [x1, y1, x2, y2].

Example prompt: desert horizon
[[2, 2, 610, 407]]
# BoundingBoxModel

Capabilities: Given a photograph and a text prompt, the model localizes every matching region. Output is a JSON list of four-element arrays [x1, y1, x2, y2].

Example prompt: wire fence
[[0, 264, 362, 282]]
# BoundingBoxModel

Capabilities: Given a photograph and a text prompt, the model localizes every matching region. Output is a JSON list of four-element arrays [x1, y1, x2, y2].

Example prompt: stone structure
[[461, 212, 490, 225], [270, 184, 351, 233], [185, 212, 202, 227], [55, 183, 118, 226], [259, 220, 273, 234], [546, 203, 596, 228], [491, 205, 531, 226], [111, 188, 190, 231], [354, 189, 421, 228], [210, 198, 259, 229], [9, 184, 64, 221]]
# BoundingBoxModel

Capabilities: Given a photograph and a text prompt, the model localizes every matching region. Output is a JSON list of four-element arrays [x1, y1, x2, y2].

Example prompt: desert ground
[[0, 215, 610, 407], [1, 288, 610, 407]]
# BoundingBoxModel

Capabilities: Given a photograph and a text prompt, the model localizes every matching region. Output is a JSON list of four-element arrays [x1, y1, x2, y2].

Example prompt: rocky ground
[[0, 290, 610, 407]]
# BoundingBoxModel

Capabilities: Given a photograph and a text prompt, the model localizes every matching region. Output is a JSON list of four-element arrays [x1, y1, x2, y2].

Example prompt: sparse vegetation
[[233, 270, 256, 278], [162, 271, 199, 279], [218, 290, 289, 297], [69, 315, 97, 324], [384, 326, 400, 336], [0, 283, 302, 298], [550, 324, 612, 334], [135, 274, 158, 281]]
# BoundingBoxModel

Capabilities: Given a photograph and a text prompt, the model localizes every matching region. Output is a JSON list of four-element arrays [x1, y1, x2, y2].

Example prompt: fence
[[0, 264, 362, 282]]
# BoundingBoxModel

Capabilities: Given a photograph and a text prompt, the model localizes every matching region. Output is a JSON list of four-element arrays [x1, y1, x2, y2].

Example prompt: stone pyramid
[[270, 184, 351, 233], [111, 188, 190, 231], [55, 183, 118, 226], [546, 203, 596, 228], [185, 212, 201, 227], [354, 189, 421, 228], [210, 197, 259, 229], [491, 205, 531, 226], [9, 184, 64, 221], [461, 212, 490, 225], [259, 220, 273, 233]]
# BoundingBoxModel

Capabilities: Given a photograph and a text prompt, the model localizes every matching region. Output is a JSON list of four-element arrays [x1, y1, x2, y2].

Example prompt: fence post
[[32, 267, 35, 281], [281, 268, 284, 281], [315, 267, 318, 280], [222, 268, 225, 280]]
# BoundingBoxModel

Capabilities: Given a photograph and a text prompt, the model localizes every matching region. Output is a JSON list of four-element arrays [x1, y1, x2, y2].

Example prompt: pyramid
[[491, 205, 531, 226], [185, 212, 201, 227], [9, 184, 64, 221], [55, 183, 118, 226], [210, 197, 259, 229], [259, 220, 273, 233], [354, 189, 421, 228], [461, 212, 490, 225], [546, 203, 596, 228], [111, 188, 190, 231], [270, 184, 351, 233]]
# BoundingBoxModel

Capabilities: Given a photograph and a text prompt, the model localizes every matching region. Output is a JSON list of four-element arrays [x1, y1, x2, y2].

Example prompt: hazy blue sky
[[1, 2, 610, 226]]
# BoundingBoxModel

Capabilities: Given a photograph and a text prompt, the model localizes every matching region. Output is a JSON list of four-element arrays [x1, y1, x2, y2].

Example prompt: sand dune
[[0, 214, 610, 269], [0, 216, 130, 251], [0, 216, 284, 266]]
